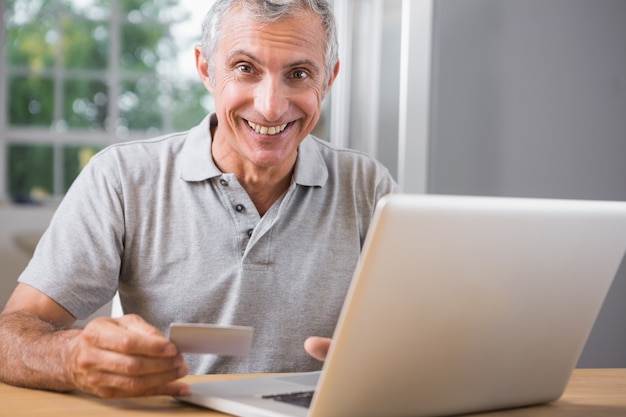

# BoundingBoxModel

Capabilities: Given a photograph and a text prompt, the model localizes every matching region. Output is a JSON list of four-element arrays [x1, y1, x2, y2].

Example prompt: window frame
[[0, 0, 203, 200]]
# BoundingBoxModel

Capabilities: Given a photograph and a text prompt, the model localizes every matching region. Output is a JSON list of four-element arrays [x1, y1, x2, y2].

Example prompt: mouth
[[246, 120, 289, 136]]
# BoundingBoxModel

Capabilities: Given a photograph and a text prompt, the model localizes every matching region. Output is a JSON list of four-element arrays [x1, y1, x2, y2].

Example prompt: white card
[[169, 323, 254, 356]]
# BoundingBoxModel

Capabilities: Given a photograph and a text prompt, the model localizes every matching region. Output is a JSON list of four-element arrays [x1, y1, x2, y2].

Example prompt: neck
[[241, 171, 293, 216], [210, 126, 297, 216]]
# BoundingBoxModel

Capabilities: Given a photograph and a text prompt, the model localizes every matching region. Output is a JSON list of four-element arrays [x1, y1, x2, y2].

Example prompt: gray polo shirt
[[19, 114, 398, 374]]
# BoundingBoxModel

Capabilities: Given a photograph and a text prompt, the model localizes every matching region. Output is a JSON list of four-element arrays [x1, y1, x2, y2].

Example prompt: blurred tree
[[4, 0, 211, 200], [8, 145, 54, 203]]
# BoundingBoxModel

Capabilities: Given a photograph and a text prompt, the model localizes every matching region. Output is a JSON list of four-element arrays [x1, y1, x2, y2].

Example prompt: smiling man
[[197, 0, 336, 215], [0, 0, 397, 399]]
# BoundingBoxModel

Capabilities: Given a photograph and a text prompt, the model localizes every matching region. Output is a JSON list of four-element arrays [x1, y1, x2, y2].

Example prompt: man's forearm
[[0, 311, 80, 392]]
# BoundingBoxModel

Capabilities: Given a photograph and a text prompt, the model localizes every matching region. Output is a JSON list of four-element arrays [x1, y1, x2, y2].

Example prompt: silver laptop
[[179, 194, 626, 417]]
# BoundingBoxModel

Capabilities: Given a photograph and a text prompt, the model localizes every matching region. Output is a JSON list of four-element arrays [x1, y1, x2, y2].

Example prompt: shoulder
[[307, 135, 397, 177], [301, 136, 394, 177], [92, 131, 189, 166], [305, 135, 377, 161], [88, 117, 213, 181], [298, 135, 399, 197]]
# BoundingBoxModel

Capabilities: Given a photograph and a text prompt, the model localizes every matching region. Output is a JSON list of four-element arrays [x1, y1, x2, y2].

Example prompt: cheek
[[214, 80, 248, 110], [299, 90, 324, 121], [293, 83, 322, 109]]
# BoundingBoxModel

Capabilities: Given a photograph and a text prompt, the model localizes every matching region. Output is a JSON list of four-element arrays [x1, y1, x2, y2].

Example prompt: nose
[[254, 76, 289, 122]]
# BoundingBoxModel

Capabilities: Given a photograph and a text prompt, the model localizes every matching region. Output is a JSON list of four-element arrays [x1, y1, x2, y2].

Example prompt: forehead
[[217, 5, 327, 67]]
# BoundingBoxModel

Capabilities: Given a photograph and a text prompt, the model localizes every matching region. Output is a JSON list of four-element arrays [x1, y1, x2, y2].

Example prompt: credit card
[[169, 323, 254, 356]]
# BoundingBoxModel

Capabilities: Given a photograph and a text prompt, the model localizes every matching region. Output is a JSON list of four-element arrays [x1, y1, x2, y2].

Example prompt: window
[[1, 0, 211, 202]]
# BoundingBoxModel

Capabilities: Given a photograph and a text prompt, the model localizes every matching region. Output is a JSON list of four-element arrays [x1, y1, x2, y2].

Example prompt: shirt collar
[[180, 113, 328, 187], [180, 114, 221, 181], [293, 134, 329, 187]]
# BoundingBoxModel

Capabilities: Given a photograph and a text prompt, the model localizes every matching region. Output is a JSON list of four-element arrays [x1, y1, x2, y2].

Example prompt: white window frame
[[0, 0, 197, 200]]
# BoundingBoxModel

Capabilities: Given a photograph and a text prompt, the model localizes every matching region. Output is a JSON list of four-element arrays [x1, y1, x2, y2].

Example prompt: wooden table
[[2, 369, 625, 416]]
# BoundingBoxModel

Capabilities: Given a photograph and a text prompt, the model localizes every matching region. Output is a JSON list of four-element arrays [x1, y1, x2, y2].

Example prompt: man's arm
[[0, 283, 190, 398]]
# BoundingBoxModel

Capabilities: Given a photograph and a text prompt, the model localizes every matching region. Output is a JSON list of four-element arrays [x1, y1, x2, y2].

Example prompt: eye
[[292, 69, 310, 80], [237, 63, 253, 74]]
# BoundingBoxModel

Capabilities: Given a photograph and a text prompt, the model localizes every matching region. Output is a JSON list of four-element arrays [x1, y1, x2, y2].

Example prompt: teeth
[[247, 121, 288, 135]]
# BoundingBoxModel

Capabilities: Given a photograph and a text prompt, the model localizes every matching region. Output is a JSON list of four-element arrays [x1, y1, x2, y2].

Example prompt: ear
[[325, 59, 341, 93], [194, 45, 214, 93]]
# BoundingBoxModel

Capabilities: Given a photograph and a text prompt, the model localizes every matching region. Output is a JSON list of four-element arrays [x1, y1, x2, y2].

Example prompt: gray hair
[[200, 0, 339, 85]]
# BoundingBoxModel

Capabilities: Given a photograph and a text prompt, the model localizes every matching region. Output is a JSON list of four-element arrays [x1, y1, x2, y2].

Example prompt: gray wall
[[427, 0, 626, 366]]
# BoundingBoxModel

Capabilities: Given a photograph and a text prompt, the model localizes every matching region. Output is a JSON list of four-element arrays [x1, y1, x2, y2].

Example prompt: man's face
[[197, 7, 339, 172]]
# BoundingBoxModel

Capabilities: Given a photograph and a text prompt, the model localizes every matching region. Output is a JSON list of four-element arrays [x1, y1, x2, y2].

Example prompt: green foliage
[[64, 79, 109, 129], [6, 0, 61, 68], [5, 0, 211, 199], [63, 146, 104, 193], [121, 23, 168, 72], [120, 78, 163, 130], [8, 145, 54, 202], [170, 80, 215, 131], [63, 18, 109, 70], [9, 76, 55, 126]]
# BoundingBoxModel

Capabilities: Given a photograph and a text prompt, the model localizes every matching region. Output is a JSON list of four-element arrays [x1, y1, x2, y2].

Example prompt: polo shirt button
[[235, 204, 245, 213], [219, 179, 229, 186], [247, 229, 254, 237]]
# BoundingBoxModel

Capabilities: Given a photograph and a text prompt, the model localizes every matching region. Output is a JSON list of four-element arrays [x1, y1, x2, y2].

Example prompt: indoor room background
[[1, 0, 625, 366]]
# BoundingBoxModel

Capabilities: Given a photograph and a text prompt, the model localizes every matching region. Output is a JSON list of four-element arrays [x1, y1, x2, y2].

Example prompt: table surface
[[2, 369, 626, 416]]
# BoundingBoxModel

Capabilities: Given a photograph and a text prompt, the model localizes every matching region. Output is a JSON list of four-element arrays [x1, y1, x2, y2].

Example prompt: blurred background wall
[[327, 0, 626, 367], [2, 0, 626, 366]]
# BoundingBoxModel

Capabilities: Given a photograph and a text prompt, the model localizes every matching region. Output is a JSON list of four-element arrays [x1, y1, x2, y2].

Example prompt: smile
[[247, 120, 288, 135]]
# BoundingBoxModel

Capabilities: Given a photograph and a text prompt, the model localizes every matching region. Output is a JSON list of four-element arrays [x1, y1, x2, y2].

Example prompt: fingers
[[81, 315, 177, 357], [72, 363, 190, 398], [66, 314, 190, 398], [304, 336, 331, 362], [72, 340, 187, 378]]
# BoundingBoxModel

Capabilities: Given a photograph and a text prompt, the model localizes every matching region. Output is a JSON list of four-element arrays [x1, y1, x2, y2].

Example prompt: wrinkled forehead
[[219, 5, 327, 62]]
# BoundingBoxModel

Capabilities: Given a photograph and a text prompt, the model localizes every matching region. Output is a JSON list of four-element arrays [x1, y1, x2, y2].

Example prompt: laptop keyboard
[[262, 390, 315, 408]]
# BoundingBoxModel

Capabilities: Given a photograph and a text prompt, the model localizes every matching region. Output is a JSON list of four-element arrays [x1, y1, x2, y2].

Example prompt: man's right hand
[[66, 314, 190, 398], [0, 283, 190, 398]]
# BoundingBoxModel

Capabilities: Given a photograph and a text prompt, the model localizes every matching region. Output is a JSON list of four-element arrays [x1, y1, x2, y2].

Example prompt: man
[[0, 0, 397, 399]]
